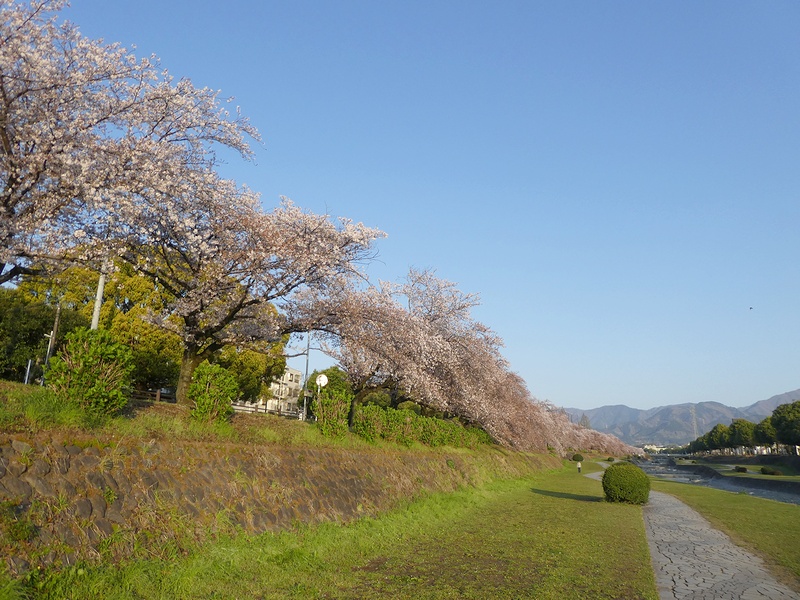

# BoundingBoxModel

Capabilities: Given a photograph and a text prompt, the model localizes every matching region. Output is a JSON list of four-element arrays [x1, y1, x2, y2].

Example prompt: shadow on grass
[[530, 488, 603, 502]]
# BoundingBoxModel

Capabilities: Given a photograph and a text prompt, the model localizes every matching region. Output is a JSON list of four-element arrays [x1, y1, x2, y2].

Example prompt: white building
[[266, 366, 303, 414]]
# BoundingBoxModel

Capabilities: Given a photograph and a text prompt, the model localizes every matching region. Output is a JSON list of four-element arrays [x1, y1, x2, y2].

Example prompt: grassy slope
[[2, 382, 657, 598], [24, 462, 656, 600]]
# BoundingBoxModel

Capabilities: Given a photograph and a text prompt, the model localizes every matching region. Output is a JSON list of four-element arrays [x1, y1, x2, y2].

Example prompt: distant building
[[267, 366, 303, 414]]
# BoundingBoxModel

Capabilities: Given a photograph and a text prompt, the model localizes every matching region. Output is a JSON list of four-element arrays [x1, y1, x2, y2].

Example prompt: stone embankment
[[0, 432, 559, 575]]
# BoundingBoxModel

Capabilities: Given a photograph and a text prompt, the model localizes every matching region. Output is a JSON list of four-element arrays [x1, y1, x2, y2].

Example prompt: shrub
[[760, 466, 783, 476], [46, 328, 133, 417], [313, 387, 351, 438], [607, 457, 615, 462], [383, 407, 415, 446], [734, 466, 748, 473], [572, 453, 584, 462], [351, 404, 492, 449], [602, 462, 650, 505], [396, 400, 421, 414], [188, 361, 237, 423], [351, 404, 385, 442]]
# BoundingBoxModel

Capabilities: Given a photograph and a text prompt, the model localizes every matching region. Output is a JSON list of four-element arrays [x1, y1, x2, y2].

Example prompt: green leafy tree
[[706, 423, 730, 450], [188, 361, 237, 423], [0, 287, 88, 382], [47, 328, 134, 416], [17, 265, 103, 323], [688, 434, 708, 453], [579, 413, 591, 429], [360, 389, 391, 409], [771, 401, 800, 446], [216, 344, 286, 403], [728, 419, 755, 448], [110, 309, 182, 391], [753, 416, 777, 446], [16, 262, 183, 390]]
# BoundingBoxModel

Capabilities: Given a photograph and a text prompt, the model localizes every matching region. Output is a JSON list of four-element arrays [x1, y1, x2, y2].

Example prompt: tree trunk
[[176, 348, 204, 406], [347, 397, 359, 429]]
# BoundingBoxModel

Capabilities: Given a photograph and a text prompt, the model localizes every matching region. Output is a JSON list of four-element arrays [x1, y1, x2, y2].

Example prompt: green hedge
[[601, 462, 650, 505], [351, 405, 492, 449]]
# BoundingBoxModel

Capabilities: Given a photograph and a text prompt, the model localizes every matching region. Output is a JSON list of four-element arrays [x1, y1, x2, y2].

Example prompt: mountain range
[[563, 389, 800, 447]]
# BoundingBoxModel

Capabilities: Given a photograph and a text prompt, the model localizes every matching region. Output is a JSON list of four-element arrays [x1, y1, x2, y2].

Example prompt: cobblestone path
[[643, 489, 798, 599]]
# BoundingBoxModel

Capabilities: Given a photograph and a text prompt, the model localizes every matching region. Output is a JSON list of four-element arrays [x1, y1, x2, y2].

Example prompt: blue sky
[[65, 1, 800, 410]]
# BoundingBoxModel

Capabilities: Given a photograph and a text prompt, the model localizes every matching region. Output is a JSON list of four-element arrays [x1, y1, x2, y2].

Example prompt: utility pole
[[90, 258, 108, 330], [41, 303, 61, 385]]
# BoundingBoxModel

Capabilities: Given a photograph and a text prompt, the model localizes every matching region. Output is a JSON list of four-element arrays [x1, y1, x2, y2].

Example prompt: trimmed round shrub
[[572, 453, 584, 462], [607, 457, 615, 463], [602, 462, 650, 505], [760, 466, 783, 476], [734, 466, 748, 473]]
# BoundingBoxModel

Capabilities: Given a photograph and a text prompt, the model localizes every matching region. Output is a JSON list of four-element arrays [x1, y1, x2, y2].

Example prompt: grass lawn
[[651, 479, 800, 590], [10, 462, 657, 600]]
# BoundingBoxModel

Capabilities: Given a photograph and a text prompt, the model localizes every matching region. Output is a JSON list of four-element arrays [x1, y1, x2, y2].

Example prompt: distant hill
[[563, 389, 800, 447]]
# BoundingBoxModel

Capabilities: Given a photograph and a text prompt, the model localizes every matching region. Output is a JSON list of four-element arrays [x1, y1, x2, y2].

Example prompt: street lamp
[[301, 333, 311, 421], [315, 373, 328, 420]]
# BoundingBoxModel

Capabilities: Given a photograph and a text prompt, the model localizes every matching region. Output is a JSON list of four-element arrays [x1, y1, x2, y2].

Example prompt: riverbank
[[635, 455, 800, 505]]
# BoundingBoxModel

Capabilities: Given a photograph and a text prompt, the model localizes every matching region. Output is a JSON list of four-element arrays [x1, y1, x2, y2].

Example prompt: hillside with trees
[[564, 390, 800, 446]]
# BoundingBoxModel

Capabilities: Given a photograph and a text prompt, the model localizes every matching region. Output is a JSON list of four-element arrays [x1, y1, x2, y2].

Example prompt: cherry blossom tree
[[312, 269, 640, 455], [0, 0, 257, 283], [119, 191, 383, 405]]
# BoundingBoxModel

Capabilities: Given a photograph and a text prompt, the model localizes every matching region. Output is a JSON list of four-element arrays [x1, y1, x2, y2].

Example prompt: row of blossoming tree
[[0, 0, 636, 456]]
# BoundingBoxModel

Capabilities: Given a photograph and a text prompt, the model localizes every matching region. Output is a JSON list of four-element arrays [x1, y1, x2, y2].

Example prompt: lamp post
[[301, 333, 311, 421], [315, 373, 328, 418]]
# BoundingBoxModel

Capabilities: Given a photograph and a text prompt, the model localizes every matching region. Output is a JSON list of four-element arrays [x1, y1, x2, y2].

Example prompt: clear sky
[[64, 1, 800, 411]]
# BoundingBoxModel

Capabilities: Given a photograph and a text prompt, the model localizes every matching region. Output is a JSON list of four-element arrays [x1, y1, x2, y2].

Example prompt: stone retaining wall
[[0, 433, 559, 574]]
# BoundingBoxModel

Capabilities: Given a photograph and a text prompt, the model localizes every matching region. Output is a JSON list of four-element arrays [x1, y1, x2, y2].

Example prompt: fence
[[128, 391, 305, 420], [231, 401, 301, 419], [130, 389, 176, 403]]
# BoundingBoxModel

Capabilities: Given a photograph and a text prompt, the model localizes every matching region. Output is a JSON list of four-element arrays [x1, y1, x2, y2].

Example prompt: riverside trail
[[591, 461, 800, 600]]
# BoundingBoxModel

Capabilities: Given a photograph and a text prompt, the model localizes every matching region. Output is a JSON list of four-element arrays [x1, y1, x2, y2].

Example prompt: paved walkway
[[590, 469, 799, 599], [644, 490, 797, 599]]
